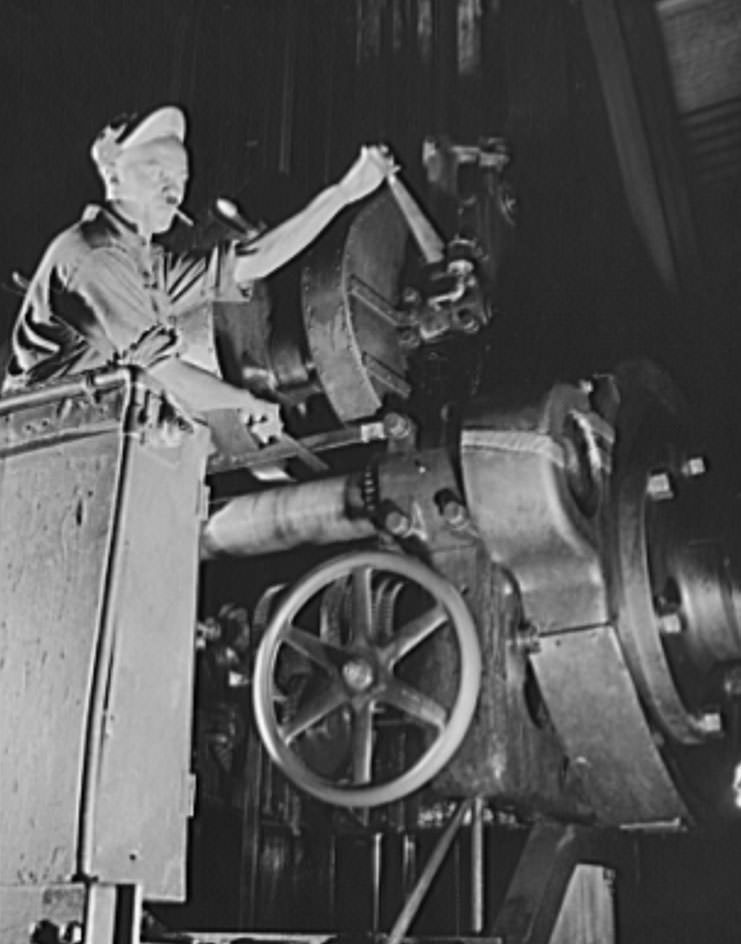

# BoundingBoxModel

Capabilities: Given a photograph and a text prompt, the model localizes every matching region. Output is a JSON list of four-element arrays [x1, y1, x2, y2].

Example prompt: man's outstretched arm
[[151, 357, 282, 442], [233, 145, 396, 282]]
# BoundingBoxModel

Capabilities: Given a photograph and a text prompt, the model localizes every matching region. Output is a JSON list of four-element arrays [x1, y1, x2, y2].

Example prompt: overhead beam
[[582, 0, 701, 295]]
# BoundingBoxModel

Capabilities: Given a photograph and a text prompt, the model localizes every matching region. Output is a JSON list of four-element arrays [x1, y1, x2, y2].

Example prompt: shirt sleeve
[[166, 243, 253, 313], [162, 248, 210, 311]]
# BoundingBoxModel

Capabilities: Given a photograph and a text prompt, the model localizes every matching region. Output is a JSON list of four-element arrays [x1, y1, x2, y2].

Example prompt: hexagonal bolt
[[696, 711, 723, 735], [384, 508, 412, 537], [383, 411, 413, 440], [658, 612, 683, 636], [647, 471, 674, 502], [441, 499, 469, 529], [681, 456, 706, 479]]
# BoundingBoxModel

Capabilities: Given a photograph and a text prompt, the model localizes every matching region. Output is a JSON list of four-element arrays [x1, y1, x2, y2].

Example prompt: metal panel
[[460, 385, 609, 634], [88, 415, 210, 898], [492, 823, 615, 944], [0, 429, 122, 884], [430, 547, 591, 821], [550, 865, 615, 944], [0, 372, 211, 901], [530, 624, 687, 826], [0, 883, 86, 944]]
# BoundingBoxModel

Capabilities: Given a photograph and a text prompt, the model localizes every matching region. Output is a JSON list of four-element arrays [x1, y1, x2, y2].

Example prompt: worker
[[1, 105, 396, 441]]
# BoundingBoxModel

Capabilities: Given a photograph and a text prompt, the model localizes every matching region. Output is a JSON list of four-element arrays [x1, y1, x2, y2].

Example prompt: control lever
[[382, 160, 446, 266]]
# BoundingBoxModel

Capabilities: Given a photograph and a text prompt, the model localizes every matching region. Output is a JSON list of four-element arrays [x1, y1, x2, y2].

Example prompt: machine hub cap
[[342, 657, 375, 692]]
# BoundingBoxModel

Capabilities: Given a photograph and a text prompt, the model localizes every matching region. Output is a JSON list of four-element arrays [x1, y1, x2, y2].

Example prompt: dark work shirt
[[3, 204, 239, 392]]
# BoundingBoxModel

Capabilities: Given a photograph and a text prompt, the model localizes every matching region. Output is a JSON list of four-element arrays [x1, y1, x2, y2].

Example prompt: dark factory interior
[[2, 1, 741, 943]]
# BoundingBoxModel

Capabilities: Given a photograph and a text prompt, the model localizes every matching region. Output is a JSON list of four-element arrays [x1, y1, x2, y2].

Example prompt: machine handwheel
[[252, 550, 482, 807]]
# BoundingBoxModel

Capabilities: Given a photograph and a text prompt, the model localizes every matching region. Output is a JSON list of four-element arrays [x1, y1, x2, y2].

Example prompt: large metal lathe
[[3, 149, 741, 943]]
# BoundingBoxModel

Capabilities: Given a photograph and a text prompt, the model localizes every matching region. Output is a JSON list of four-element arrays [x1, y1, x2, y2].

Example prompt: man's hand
[[238, 394, 283, 445], [117, 323, 180, 369], [338, 145, 399, 205]]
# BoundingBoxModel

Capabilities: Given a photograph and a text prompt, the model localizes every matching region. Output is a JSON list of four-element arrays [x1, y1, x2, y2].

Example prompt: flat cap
[[91, 105, 186, 172]]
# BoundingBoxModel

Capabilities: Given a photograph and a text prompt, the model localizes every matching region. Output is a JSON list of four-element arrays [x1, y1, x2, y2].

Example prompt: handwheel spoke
[[374, 578, 404, 643], [319, 580, 348, 645], [383, 603, 448, 665], [351, 565, 375, 644], [382, 679, 448, 730], [279, 684, 348, 744], [351, 701, 375, 784], [284, 624, 345, 673]]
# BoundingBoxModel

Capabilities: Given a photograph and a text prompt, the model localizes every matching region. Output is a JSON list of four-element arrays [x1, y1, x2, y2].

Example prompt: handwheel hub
[[342, 657, 376, 692]]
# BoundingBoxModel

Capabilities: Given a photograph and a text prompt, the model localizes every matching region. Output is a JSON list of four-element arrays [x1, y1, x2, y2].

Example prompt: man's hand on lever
[[337, 145, 399, 205]]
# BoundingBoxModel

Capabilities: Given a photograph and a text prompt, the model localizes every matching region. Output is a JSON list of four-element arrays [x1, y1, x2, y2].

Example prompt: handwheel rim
[[252, 550, 482, 807]]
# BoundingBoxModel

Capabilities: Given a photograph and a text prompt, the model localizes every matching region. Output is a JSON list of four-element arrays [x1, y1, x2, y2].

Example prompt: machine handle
[[384, 168, 446, 266]]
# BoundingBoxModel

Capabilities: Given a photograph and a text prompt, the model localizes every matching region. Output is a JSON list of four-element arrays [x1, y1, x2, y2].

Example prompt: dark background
[[2, 1, 741, 941]]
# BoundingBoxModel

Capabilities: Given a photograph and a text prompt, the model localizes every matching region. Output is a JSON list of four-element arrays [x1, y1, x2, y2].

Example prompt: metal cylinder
[[200, 476, 375, 558]]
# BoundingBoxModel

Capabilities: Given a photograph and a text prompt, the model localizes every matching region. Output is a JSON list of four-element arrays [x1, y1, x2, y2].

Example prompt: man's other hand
[[119, 323, 180, 369], [239, 394, 283, 445]]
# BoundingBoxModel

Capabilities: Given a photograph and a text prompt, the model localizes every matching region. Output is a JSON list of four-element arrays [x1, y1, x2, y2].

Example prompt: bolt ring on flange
[[252, 550, 482, 807], [609, 365, 720, 745]]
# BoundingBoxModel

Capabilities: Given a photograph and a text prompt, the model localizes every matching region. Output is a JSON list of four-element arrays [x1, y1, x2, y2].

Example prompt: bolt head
[[384, 509, 411, 536], [383, 411, 412, 440], [697, 711, 723, 735], [681, 456, 706, 478], [647, 471, 674, 502], [659, 612, 683, 636], [442, 500, 468, 529]]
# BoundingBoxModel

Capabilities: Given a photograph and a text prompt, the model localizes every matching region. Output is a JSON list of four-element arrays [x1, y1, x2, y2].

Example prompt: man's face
[[114, 137, 189, 234]]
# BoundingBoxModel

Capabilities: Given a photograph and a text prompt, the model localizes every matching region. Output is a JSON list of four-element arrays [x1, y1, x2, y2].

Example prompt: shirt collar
[[81, 203, 163, 255]]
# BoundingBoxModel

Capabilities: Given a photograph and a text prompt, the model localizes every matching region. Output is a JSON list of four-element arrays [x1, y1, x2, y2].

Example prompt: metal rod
[[470, 795, 486, 933], [200, 475, 375, 557], [386, 172, 446, 265], [0, 366, 134, 415], [401, 832, 417, 896], [371, 832, 383, 932], [76, 428, 134, 878], [238, 721, 265, 928], [387, 799, 473, 944]]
